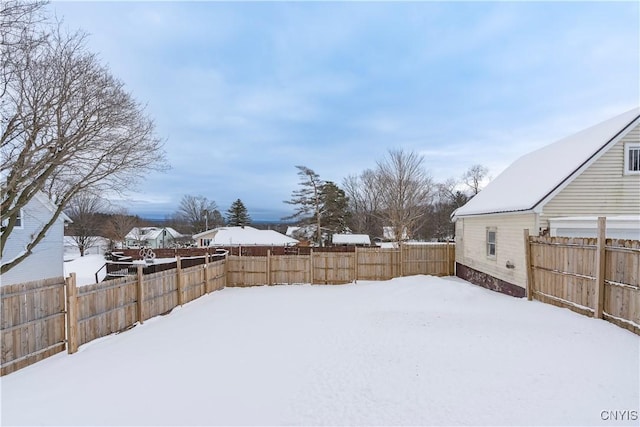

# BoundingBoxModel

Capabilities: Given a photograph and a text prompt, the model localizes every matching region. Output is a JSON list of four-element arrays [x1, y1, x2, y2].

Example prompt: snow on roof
[[454, 108, 640, 218], [125, 227, 183, 240], [285, 226, 300, 237], [195, 226, 298, 246], [332, 234, 371, 245]]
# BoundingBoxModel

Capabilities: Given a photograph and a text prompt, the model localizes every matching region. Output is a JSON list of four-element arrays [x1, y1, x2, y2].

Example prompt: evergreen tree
[[226, 199, 251, 226], [320, 181, 350, 234], [283, 166, 324, 246]]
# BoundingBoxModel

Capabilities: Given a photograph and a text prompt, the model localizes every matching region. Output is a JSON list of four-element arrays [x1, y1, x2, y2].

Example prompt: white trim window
[[15, 209, 23, 228], [1, 209, 23, 231], [200, 238, 211, 247], [486, 227, 497, 259], [624, 142, 640, 174]]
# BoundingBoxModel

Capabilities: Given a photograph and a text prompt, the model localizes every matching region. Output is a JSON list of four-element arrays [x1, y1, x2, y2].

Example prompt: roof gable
[[454, 108, 640, 217]]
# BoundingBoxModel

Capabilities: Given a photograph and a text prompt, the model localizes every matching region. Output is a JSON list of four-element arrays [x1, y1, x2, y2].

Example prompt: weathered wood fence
[[1, 277, 67, 376], [1, 244, 454, 375], [1, 257, 226, 375], [225, 244, 455, 287], [525, 218, 640, 334]]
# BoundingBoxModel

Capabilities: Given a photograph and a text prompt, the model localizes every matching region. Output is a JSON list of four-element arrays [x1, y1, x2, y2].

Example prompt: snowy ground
[[1, 276, 638, 426]]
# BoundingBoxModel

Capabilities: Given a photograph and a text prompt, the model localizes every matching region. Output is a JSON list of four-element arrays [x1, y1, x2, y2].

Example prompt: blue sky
[[50, 1, 640, 221]]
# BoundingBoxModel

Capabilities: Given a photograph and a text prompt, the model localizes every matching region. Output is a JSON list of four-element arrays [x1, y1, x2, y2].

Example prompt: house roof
[[285, 226, 301, 237], [34, 192, 72, 223], [332, 234, 371, 245], [125, 227, 183, 240], [193, 226, 298, 246], [453, 108, 640, 218]]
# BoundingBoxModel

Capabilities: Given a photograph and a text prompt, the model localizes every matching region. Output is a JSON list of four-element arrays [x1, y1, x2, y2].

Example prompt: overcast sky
[[50, 1, 639, 221]]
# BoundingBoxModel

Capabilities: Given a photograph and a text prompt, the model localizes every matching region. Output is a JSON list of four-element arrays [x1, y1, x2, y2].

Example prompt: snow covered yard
[[1, 276, 638, 426]]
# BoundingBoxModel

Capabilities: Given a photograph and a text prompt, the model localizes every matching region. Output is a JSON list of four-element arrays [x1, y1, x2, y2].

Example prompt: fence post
[[354, 247, 359, 282], [594, 217, 606, 319], [266, 250, 271, 285], [309, 249, 314, 284], [524, 229, 534, 301], [399, 242, 404, 277], [204, 254, 210, 294], [66, 273, 79, 354], [446, 241, 451, 276], [224, 253, 229, 287], [136, 265, 145, 324], [176, 256, 183, 306]]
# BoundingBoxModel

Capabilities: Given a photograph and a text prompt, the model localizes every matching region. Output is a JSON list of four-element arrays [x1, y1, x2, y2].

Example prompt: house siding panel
[[455, 213, 537, 289], [2, 197, 65, 286], [541, 124, 640, 228]]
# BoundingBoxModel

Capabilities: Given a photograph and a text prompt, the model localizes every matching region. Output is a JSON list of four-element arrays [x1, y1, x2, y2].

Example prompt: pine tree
[[320, 181, 350, 234], [283, 166, 324, 245], [226, 199, 251, 226]]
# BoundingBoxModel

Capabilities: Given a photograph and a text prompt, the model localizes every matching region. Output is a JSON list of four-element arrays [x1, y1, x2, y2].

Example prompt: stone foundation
[[456, 263, 526, 298]]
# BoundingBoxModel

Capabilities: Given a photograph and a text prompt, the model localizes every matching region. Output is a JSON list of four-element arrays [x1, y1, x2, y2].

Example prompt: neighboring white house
[[193, 226, 298, 247], [332, 233, 372, 246], [452, 108, 640, 296], [382, 226, 408, 241], [1, 192, 71, 286], [125, 227, 184, 249], [549, 215, 640, 240]]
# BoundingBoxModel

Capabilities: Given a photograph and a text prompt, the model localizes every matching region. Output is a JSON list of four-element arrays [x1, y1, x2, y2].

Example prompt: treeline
[[284, 149, 488, 245]]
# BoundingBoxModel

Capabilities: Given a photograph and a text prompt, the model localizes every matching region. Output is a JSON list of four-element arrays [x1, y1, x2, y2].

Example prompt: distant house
[[193, 226, 298, 247], [1, 192, 71, 286], [332, 233, 372, 246], [452, 108, 640, 296], [285, 226, 301, 237], [125, 227, 184, 249], [382, 226, 408, 241]]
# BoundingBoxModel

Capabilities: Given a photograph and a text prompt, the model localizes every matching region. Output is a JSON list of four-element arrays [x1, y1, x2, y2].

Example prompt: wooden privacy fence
[[525, 218, 640, 335], [1, 277, 67, 376], [1, 244, 454, 375], [1, 257, 226, 374], [226, 244, 455, 287], [70, 257, 226, 351]]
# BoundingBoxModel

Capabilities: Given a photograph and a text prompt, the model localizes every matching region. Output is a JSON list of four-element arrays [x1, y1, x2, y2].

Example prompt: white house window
[[200, 238, 211, 247], [486, 228, 496, 258], [625, 143, 640, 174], [15, 209, 23, 228], [1, 209, 23, 231]]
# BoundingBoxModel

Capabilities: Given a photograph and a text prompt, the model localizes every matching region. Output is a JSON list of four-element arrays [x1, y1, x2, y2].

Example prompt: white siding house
[[1, 193, 71, 286], [453, 108, 640, 296], [124, 227, 184, 249]]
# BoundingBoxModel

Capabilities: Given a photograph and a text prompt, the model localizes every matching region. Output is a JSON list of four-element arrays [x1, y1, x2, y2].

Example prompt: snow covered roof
[[453, 108, 640, 218], [193, 226, 298, 246], [332, 234, 371, 245], [125, 227, 183, 240], [285, 226, 301, 237]]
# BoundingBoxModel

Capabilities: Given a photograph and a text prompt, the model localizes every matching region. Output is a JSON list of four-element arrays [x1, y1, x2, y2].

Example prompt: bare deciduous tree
[[374, 149, 434, 241], [176, 195, 222, 234], [103, 209, 139, 250], [343, 169, 383, 238], [65, 192, 106, 256], [462, 164, 489, 195], [1, 6, 167, 273]]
